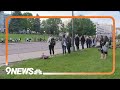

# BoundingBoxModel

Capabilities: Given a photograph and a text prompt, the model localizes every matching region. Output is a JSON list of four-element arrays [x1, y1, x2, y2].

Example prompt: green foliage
[[45, 18, 62, 35], [60, 23, 67, 33], [9, 11, 23, 33], [117, 34, 120, 39], [0, 33, 48, 42], [0, 48, 120, 79], [8, 12, 95, 36], [40, 20, 47, 34], [33, 14, 41, 33], [21, 12, 34, 32], [9, 11, 38, 34], [67, 18, 96, 36], [40, 18, 63, 35]]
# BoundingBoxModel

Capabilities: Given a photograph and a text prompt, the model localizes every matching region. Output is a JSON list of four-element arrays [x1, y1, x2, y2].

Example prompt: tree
[[46, 18, 62, 35], [60, 23, 67, 33], [9, 11, 23, 33], [66, 18, 96, 36], [33, 14, 40, 33], [40, 20, 48, 34], [22, 12, 34, 33]]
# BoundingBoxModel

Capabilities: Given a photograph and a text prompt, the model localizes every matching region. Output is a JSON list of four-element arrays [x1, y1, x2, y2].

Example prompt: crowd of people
[[46, 34, 112, 60]]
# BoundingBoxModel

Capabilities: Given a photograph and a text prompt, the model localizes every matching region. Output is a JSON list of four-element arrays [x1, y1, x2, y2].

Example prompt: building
[[0, 11, 4, 32], [0, 11, 11, 33], [95, 23, 113, 38]]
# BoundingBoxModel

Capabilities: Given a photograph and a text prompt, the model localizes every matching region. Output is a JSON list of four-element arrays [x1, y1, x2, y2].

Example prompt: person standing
[[100, 35, 104, 48], [104, 36, 109, 56], [80, 35, 85, 49], [66, 35, 71, 54], [98, 35, 104, 59], [109, 37, 112, 46], [61, 34, 67, 54], [100, 36, 109, 59], [88, 36, 92, 48], [86, 36, 89, 48], [75, 34, 80, 51], [92, 36, 96, 47], [47, 35, 56, 57]]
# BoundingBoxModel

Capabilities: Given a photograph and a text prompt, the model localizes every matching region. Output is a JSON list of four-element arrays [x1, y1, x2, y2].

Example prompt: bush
[[0, 38, 5, 43], [117, 34, 120, 39]]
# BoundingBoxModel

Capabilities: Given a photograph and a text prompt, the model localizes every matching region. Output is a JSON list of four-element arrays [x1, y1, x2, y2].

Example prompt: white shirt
[[63, 40, 66, 46], [47, 37, 52, 45]]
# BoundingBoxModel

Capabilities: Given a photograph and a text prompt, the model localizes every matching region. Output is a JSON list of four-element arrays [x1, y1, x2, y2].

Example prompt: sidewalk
[[0, 43, 94, 66], [0, 49, 62, 66]]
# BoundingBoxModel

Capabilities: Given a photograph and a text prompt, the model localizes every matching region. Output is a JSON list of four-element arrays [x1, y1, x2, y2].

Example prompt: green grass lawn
[[0, 48, 119, 79], [0, 33, 48, 42]]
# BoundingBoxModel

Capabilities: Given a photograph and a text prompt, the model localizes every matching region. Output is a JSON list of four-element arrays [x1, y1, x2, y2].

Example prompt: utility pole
[[72, 11, 75, 51]]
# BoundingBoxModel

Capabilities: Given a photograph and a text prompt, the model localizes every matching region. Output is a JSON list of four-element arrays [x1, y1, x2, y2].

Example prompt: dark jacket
[[75, 36, 79, 45], [81, 36, 85, 44], [66, 37, 71, 47]]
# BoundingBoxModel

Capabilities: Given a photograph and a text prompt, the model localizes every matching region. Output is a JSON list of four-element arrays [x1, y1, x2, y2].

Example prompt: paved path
[[0, 41, 62, 66], [0, 41, 97, 66], [0, 41, 62, 56], [0, 48, 62, 66]]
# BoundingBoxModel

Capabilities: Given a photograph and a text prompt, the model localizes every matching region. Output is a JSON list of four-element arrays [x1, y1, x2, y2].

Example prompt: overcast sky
[[4, 11, 120, 27]]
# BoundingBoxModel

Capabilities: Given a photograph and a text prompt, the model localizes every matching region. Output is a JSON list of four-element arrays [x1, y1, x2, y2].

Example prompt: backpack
[[102, 45, 107, 52], [102, 42, 109, 52], [50, 38, 56, 46]]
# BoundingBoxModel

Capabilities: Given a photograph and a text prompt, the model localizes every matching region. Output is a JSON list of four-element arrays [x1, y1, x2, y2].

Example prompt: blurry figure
[[75, 34, 80, 51], [86, 36, 89, 48], [61, 34, 67, 54], [89, 36, 92, 48], [100, 35, 104, 48], [92, 36, 96, 47], [40, 53, 49, 59], [100, 36, 109, 59], [80, 35, 85, 49], [66, 35, 71, 54], [47, 35, 56, 56]]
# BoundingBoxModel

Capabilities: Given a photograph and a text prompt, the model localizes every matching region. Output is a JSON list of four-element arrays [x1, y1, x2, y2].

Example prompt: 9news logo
[[5, 67, 43, 75]]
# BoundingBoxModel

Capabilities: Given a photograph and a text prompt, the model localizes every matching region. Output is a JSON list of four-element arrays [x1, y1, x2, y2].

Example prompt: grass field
[[0, 48, 119, 79], [0, 33, 48, 42]]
